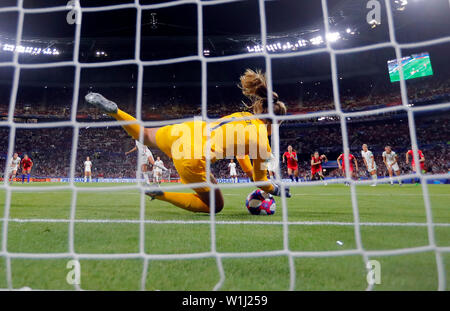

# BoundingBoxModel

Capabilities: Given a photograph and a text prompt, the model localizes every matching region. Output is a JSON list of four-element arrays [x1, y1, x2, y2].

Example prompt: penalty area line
[[5, 218, 450, 227]]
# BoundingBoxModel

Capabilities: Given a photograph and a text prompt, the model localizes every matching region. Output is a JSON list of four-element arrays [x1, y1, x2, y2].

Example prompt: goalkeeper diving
[[85, 69, 291, 213]]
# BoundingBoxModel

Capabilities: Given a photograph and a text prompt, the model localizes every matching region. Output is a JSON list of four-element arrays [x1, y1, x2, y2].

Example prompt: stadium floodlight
[[346, 28, 351, 34], [3, 44, 15, 52], [326, 32, 341, 42], [298, 39, 308, 47], [310, 35, 323, 45], [297, 39, 308, 47], [95, 50, 108, 57], [368, 18, 381, 28], [1, 43, 60, 55]]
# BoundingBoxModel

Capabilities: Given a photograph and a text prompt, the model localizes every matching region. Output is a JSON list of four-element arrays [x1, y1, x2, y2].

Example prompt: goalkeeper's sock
[[154, 192, 210, 213], [110, 109, 143, 140]]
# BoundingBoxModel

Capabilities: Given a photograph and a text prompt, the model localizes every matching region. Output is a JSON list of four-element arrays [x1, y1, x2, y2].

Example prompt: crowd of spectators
[[0, 76, 448, 180], [1, 77, 448, 121], [0, 111, 448, 180]]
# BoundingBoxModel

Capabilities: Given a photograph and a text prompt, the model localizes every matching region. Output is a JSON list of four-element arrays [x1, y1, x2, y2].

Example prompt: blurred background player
[[337, 151, 358, 184], [84, 156, 93, 183], [152, 156, 167, 185], [283, 145, 299, 182], [383, 146, 402, 185], [7, 153, 21, 183], [21, 154, 33, 184], [310, 151, 327, 184], [382, 146, 402, 185], [228, 159, 238, 183], [267, 153, 277, 181], [406, 148, 425, 173], [361, 144, 377, 186], [406, 148, 425, 185], [125, 140, 156, 185]]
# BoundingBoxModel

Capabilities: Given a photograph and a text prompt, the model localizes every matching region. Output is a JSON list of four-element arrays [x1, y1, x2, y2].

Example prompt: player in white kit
[[382, 146, 402, 185], [152, 156, 167, 185], [84, 156, 93, 182], [361, 144, 377, 186], [228, 159, 238, 183], [8, 153, 21, 182], [266, 153, 278, 181], [125, 140, 156, 184]]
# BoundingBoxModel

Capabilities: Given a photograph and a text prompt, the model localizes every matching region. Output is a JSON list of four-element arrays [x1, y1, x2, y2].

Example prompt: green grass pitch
[[0, 182, 449, 291]]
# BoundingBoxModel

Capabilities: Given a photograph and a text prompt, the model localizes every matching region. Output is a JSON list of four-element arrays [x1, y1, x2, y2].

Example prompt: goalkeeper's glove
[[270, 183, 291, 198]]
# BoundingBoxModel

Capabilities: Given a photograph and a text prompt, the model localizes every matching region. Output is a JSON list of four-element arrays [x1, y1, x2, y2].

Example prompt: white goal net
[[0, 0, 449, 291]]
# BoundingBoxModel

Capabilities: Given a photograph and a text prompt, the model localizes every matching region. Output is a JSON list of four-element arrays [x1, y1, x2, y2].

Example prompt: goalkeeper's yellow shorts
[[155, 121, 210, 193]]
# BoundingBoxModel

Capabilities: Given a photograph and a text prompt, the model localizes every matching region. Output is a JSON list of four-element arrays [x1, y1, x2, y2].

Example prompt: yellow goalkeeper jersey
[[155, 112, 273, 192]]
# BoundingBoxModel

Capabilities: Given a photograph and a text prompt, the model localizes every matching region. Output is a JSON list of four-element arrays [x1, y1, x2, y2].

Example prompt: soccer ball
[[245, 189, 276, 215]]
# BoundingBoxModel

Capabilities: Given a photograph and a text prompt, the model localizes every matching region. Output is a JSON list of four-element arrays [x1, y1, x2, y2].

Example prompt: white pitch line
[[5, 218, 450, 227], [293, 193, 450, 197]]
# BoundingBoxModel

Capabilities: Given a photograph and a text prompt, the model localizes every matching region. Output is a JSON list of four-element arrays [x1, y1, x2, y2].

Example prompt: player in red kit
[[406, 148, 425, 184], [406, 149, 425, 173], [337, 152, 358, 183], [283, 145, 299, 182], [21, 154, 33, 183], [311, 151, 327, 183]]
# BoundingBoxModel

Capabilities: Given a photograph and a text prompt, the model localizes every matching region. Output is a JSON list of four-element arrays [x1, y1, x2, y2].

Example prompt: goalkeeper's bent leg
[[147, 172, 225, 213], [109, 109, 160, 149], [110, 109, 143, 141], [85, 93, 159, 148], [153, 192, 210, 213], [149, 188, 224, 213]]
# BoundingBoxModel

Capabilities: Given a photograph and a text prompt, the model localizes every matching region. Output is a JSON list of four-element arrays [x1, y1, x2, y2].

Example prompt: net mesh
[[0, 0, 449, 291]]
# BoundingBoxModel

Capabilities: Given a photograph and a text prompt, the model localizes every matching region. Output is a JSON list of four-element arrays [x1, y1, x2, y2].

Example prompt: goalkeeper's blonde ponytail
[[239, 69, 287, 116]]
